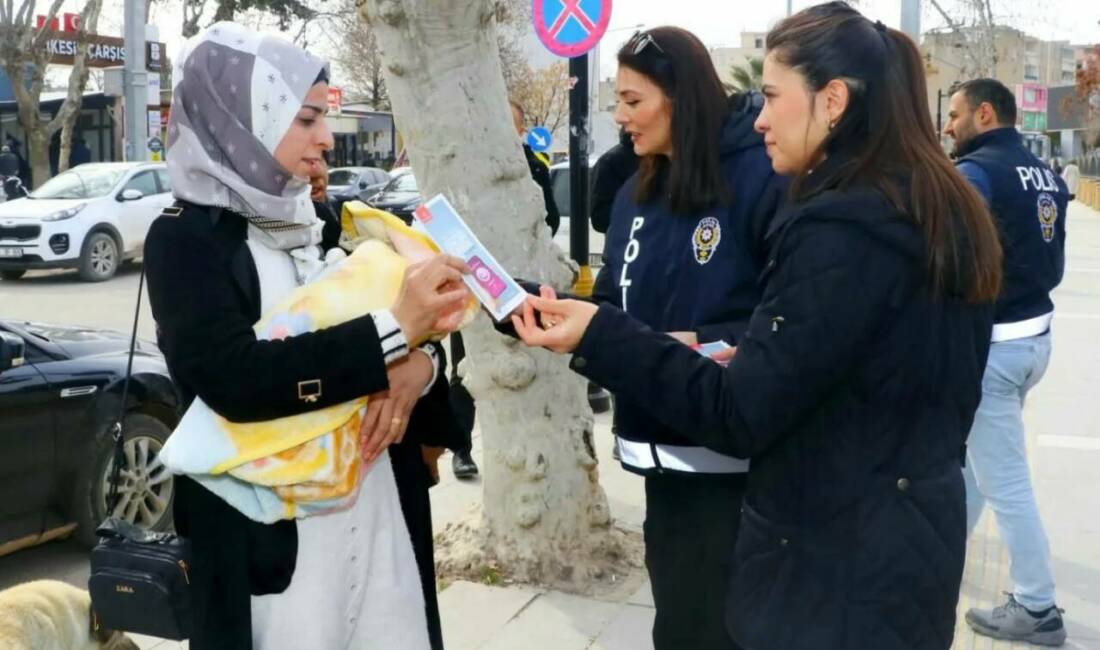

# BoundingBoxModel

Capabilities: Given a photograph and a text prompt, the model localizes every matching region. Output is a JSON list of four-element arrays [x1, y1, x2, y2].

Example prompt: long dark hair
[[617, 27, 730, 215], [766, 2, 1001, 303]]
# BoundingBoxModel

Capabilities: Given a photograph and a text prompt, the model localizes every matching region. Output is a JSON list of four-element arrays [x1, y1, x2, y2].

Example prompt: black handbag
[[88, 265, 192, 640]]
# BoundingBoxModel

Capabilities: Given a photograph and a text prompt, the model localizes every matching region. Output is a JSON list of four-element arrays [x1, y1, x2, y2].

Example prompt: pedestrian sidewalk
[[132, 202, 1100, 650]]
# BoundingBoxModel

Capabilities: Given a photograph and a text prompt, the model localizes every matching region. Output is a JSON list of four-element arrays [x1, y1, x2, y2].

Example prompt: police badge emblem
[[1037, 193, 1057, 243], [692, 217, 721, 265]]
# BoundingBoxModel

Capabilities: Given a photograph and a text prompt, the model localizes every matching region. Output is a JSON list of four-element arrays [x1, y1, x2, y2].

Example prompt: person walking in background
[[510, 100, 560, 235], [510, 5, 1004, 649], [590, 128, 638, 235], [306, 157, 343, 248], [0, 146, 22, 199], [69, 137, 92, 168], [1062, 158, 1080, 200], [944, 78, 1068, 647]]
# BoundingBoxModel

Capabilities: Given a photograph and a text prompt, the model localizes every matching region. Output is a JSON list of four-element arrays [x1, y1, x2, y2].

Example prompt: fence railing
[[1078, 176, 1100, 210]]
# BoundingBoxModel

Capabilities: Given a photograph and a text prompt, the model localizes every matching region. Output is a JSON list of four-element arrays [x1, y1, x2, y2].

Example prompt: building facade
[[922, 27, 1081, 159], [709, 32, 767, 89]]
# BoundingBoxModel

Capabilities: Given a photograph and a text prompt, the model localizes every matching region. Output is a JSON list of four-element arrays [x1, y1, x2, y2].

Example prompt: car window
[[372, 170, 389, 184], [329, 170, 357, 186], [0, 328, 49, 364], [155, 169, 172, 194], [28, 166, 128, 200], [385, 173, 418, 193], [550, 169, 570, 219], [124, 171, 159, 197], [20, 338, 50, 364]]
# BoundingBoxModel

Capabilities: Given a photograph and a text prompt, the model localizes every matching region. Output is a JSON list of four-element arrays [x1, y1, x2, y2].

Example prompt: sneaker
[[452, 451, 479, 479], [966, 593, 1066, 647]]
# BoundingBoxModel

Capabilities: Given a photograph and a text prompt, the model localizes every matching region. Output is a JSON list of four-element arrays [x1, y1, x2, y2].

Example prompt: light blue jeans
[[963, 331, 1057, 611]]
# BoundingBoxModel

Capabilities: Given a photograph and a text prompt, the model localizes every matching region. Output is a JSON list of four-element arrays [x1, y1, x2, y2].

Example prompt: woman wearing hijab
[[144, 23, 468, 649]]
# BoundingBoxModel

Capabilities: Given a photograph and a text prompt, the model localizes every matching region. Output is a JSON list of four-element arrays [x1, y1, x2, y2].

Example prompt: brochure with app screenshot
[[413, 195, 527, 322]]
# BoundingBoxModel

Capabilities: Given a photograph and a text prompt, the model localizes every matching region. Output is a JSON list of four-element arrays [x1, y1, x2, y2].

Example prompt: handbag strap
[[106, 265, 146, 516]]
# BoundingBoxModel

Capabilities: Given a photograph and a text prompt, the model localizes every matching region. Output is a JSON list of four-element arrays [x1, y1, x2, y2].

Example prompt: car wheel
[[0, 269, 25, 280], [74, 413, 175, 547], [78, 231, 119, 282]]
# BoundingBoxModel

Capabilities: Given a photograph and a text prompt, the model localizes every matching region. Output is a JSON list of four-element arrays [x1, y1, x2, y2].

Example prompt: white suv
[[0, 162, 173, 282]]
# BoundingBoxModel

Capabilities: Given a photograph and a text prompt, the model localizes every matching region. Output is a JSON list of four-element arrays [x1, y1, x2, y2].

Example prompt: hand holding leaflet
[[413, 195, 526, 322], [692, 340, 736, 366]]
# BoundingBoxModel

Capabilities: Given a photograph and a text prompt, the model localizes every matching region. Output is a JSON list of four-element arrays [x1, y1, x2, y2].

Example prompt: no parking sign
[[532, 0, 612, 58]]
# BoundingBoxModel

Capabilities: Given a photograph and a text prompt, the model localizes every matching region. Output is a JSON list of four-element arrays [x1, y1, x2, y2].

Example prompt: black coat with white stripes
[[569, 161, 994, 650]]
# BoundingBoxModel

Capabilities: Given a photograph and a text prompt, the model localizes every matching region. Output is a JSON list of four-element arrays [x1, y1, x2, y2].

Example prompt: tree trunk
[[360, 0, 638, 591], [58, 118, 76, 174], [212, 0, 236, 24], [182, 0, 206, 38], [28, 131, 50, 189]]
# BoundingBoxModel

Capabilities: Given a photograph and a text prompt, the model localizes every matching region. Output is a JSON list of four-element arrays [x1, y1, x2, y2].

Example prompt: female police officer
[[555, 26, 785, 650], [514, 5, 1003, 649]]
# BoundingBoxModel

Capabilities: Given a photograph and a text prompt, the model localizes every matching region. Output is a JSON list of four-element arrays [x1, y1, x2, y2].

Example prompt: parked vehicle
[[549, 158, 604, 267], [327, 166, 390, 217], [367, 170, 422, 224], [0, 162, 173, 282], [0, 319, 179, 553]]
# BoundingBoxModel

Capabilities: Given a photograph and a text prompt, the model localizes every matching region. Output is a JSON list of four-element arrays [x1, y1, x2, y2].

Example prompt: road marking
[[1037, 435, 1100, 451]]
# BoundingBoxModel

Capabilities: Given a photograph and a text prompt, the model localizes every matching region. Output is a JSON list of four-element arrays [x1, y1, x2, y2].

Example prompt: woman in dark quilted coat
[[507, 4, 1004, 650]]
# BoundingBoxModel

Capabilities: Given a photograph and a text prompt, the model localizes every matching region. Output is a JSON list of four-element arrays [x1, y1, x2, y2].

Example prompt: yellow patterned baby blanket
[[159, 203, 476, 523]]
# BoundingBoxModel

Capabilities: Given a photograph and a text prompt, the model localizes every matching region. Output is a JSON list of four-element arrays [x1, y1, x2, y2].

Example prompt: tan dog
[[0, 580, 138, 650]]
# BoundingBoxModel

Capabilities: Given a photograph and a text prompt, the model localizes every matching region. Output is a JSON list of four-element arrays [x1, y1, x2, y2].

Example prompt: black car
[[367, 171, 421, 224], [327, 166, 391, 218], [0, 319, 179, 552]]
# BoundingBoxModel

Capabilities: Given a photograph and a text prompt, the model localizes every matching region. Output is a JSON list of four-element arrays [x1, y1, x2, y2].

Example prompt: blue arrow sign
[[526, 126, 553, 152]]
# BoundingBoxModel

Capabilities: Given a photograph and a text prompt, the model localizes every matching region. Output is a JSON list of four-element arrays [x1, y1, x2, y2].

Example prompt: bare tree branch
[[32, 0, 68, 50], [52, 0, 105, 170]]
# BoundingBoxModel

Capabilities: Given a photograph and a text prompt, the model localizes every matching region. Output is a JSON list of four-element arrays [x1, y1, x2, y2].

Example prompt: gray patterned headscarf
[[167, 22, 330, 250]]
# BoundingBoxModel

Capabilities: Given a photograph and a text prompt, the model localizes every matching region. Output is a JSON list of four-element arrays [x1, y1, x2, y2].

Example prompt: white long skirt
[[249, 451, 430, 649]]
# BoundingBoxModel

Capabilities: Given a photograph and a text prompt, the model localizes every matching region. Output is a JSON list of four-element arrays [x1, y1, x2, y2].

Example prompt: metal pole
[[123, 0, 148, 162], [568, 53, 592, 296], [901, 0, 921, 41], [936, 88, 943, 134], [786, 0, 793, 17]]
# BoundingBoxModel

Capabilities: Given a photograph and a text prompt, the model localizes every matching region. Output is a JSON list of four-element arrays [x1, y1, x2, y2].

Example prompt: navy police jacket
[[592, 93, 786, 462], [955, 128, 1067, 327]]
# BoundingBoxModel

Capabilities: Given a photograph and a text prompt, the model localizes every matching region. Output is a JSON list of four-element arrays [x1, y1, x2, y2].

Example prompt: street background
[[1, 201, 1098, 649]]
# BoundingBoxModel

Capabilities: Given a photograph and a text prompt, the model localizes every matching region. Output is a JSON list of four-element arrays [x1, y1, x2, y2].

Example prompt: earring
[[828, 120, 836, 132]]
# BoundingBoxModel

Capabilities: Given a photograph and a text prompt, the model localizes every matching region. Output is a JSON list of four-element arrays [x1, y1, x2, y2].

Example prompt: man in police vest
[[945, 78, 1068, 647]]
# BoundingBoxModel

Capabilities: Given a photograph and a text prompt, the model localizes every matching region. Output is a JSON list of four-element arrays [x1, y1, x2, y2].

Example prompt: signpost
[[532, 0, 611, 297], [123, 0, 148, 163]]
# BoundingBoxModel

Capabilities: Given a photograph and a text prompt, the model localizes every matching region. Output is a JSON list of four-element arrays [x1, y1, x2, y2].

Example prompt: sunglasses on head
[[626, 30, 665, 56]]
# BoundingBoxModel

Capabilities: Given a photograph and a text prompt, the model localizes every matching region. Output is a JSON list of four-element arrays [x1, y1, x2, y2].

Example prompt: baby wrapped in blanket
[[159, 204, 476, 523]]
